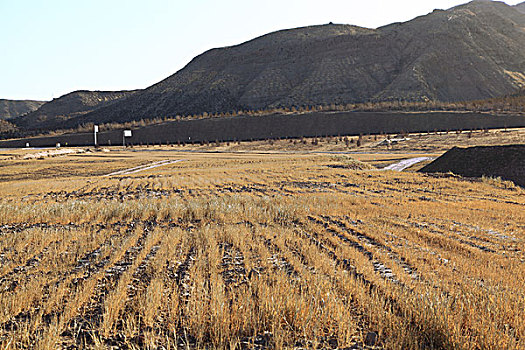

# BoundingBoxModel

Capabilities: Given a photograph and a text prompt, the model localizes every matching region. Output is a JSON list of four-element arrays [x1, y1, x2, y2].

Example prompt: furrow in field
[[62, 224, 152, 347], [294, 218, 416, 311], [0, 228, 106, 328], [245, 224, 366, 348], [0, 225, 82, 283], [149, 231, 188, 344], [407, 219, 499, 254], [0, 223, 124, 293], [294, 218, 471, 349], [174, 246, 196, 305], [293, 220, 372, 287], [257, 233, 298, 278], [428, 217, 521, 255], [321, 215, 421, 281], [0, 225, 136, 347], [219, 242, 247, 288], [308, 216, 403, 284], [100, 237, 163, 347], [0, 244, 55, 292]]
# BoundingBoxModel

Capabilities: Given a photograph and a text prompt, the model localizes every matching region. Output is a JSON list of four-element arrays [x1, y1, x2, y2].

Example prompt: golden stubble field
[[0, 147, 523, 349]]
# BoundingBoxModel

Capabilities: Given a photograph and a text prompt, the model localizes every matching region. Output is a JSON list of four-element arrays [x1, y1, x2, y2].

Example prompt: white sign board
[[124, 130, 132, 137], [94, 125, 99, 132]]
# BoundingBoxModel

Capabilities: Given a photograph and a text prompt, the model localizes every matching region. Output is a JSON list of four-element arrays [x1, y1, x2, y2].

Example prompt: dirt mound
[[419, 145, 525, 186]]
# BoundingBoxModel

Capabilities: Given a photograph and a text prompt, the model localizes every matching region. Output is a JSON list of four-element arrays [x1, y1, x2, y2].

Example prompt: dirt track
[[382, 157, 434, 171], [104, 159, 185, 176]]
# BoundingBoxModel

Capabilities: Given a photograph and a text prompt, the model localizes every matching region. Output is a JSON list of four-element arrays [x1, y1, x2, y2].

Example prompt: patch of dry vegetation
[[0, 150, 523, 349]]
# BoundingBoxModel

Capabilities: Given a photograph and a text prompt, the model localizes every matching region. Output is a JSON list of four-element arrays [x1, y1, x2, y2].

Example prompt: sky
[[1, 0, 523, 101]]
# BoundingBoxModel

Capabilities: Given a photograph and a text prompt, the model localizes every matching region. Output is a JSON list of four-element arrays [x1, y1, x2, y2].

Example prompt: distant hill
[[515, 1, 525, 13], [0, 99, 45, 120], [420, 145, 525, 187], [12, 0, 525, 132], [13, 90, 137, 130]]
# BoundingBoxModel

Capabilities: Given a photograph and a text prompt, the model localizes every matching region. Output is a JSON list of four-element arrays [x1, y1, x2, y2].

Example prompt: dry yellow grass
[[0, 148, 523, 349]]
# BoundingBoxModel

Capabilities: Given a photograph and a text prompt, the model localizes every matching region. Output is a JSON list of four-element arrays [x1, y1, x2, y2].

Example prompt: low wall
[[1, 111, 524, 148]]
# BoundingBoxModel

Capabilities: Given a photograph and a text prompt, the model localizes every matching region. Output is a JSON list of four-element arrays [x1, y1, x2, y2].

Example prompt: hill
[[420, 144, 525, 186], [12, 90, 137, 131], [10, 1, 525, 132], [0, 99, 45, 120], [49, 0, 525, 129]]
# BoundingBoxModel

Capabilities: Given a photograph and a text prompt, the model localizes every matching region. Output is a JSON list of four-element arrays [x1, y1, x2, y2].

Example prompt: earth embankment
[[420, 144, 525, 186]]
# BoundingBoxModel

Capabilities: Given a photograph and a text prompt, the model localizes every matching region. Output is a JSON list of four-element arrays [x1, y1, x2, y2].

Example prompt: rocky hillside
[[420, 145, 525, 187], [0, 99, 45, 120], [13, 0, 525, 131], [0, 120, 17, 134], [13, 90, 137, 130], [515, 1, 525, 14]]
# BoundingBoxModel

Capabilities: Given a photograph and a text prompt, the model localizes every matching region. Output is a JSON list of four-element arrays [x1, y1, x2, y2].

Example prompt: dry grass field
[[0, 145, 523, 349]]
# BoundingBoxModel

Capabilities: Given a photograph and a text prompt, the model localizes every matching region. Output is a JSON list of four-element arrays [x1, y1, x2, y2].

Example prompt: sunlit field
[[0, 147, 523, 349]]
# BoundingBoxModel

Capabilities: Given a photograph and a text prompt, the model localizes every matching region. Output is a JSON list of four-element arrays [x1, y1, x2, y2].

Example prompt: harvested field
[[0, 149, 524, 349]]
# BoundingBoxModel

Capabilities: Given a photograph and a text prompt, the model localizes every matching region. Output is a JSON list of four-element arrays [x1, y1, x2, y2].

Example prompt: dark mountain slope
[[0, 99, 45, 120], [15, 0, 525, 130], [13, 90, 137, 130]]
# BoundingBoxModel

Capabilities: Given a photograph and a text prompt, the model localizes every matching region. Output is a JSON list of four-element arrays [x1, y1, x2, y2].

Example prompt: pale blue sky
[[1, 0, 522, 101]]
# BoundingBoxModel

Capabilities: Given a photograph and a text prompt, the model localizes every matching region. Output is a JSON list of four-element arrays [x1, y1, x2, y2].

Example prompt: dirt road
[[104, 159, 185, 176], [382, 157, 434, 171]]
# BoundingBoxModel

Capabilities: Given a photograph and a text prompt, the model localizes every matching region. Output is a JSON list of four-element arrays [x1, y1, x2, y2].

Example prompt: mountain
[[0, 99, 45, 120], [13, 90, 137, 130], [15, 0, 525, 130], [515, 1, 525, 13]]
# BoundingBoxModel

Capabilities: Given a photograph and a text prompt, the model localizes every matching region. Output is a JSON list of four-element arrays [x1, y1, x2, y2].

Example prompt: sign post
[[123, 130, 132, 147], [94, 125, 98, 147]]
